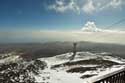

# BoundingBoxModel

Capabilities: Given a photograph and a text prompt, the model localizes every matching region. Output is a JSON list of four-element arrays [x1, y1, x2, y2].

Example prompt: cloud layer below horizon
[[0, 21, 125, 44], [1, 27, 125, 44]]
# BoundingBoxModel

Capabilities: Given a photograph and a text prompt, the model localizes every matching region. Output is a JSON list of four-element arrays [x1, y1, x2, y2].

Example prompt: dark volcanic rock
[[51, 59, 120, 69], [66, 67, 97, 73]]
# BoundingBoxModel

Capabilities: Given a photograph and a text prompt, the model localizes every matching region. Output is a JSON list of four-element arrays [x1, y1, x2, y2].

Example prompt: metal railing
[[93, 68, 125, 83]]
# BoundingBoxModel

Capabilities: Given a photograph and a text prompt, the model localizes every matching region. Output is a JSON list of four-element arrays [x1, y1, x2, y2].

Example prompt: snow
[[0, 55, 20, 64], [36, 51, 125, 83], [50, 70, 84, 83], [90, 66, 125, 82], [41, 52, 124, 65], [0, 51, 125, 83], [34, 65, 125, 83]]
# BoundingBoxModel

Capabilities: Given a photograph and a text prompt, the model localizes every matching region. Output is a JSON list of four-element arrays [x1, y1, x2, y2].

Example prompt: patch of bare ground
[[80, 74, 97, 79], [66, 67, 97, 73]]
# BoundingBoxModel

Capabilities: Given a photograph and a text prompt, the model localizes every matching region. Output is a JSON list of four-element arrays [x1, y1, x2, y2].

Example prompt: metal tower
[[70, 42, 77, 61]]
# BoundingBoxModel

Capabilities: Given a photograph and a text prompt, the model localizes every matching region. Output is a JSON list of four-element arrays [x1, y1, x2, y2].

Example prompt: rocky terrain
[[0, 51, 125, 83]]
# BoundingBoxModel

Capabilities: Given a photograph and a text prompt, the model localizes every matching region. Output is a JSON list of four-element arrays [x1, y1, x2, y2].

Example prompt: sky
[[0, 0, 125, 43], [0, 0, 125, 31]]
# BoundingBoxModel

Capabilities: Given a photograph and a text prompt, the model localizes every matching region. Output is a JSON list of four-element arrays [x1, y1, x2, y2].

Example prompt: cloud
[[82, 0, 96, 14], [81, 21, 125, 33], [82, 0, 124, 14], [47, 0, 125, 14], [82, 21, 101, 32], [100, 0, 123, 10], [110, 0, 122, 8], [48, 0, 80, 14]]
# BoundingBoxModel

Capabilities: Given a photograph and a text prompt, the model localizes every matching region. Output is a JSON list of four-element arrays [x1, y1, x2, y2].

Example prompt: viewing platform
[[93, 68, 125, 83]]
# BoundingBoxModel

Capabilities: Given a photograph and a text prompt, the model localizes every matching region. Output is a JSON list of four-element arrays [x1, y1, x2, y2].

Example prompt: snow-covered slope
[[0, 51, 125, 83], [0, 52, 47, 83], [41, 52, 125, 65], [38, 52, 125, 83]]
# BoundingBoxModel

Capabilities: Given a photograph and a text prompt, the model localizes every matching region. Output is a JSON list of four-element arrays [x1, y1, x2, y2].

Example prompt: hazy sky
[[0, 0, 125, 43]]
